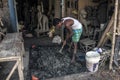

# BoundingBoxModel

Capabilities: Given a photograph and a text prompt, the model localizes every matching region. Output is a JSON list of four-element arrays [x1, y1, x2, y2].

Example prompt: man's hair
[[53, 18, 61, 26]]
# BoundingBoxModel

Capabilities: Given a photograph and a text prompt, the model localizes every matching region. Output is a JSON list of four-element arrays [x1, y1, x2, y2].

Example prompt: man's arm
[[64, 19, 74, 41], [61, 19, 73, 49], [65, 26, 73, 41]]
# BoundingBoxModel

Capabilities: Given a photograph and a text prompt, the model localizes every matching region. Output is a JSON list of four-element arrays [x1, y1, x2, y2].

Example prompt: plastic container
[[85, 51, 100, 72]]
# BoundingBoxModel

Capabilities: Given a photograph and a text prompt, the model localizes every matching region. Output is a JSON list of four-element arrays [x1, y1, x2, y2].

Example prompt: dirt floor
[[24, 36, 120, 80], [0, 36, 120, 80]]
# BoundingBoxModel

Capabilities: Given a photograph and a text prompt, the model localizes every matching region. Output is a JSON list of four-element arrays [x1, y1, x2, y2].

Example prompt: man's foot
[[71, 53, 76, 63], [71, 59, 75, 63]]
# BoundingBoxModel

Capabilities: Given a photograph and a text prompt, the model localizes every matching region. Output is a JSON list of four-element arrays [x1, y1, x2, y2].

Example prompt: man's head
[[53, 18, 62, 29]]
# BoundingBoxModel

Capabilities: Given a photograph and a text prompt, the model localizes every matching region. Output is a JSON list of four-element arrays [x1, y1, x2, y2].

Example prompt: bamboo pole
[[61, 0, 65, 17], [61, 0, 65, 40], [70, 0, 71, 8], [0, 56, 20, 62], [109, 0, 119, 70], [101, 26, 113, 46], [97, 14, 114, 47], [118, 9, 120, 34], [18, 59, 24, 80]]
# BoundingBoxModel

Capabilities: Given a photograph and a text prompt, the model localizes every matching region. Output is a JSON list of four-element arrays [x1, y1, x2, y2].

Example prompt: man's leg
[[68, 42, 73, 52], [71, 28, 82, 63], [71, 42, 77, 63]]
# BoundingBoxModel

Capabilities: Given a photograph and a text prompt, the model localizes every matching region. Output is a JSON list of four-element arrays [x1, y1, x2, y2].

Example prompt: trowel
[[58, 44, 64, 54], [58, 41, 73, 54], [58, 41, 66, 54]]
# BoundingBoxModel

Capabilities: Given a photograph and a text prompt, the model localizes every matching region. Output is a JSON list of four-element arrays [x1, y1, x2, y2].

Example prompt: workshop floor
[[24, 36, 87, 80], [24, 36, 120, 80], [0, 36, 119, 80]]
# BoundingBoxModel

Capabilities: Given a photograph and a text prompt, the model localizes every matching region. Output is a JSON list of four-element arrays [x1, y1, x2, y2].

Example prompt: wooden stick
[[101, 25, 113, 46], [97, 14, 114, 47], [0, 56, 20, 62], [18, 59, 24, 80], [109, 0, 119, 70], [6, 60, 19, 80], [118, 9, 120, 34]]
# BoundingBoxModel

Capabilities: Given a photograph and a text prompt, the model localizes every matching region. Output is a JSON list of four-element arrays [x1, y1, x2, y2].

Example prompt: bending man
[[53, 17, 82, 63]]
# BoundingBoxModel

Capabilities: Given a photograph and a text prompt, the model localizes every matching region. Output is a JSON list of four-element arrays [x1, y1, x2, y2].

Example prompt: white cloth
[[52, 35, 61, 44]]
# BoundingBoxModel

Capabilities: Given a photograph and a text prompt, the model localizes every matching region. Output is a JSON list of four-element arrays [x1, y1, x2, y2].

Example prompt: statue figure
[[79, 9, 91, 36], [36, 3, 49, 37]]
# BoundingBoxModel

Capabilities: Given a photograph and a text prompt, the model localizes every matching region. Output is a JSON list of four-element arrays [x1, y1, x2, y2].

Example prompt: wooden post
[[61, 0, 65, 17], [18, 58, 24, 80], [61, 0, 65, 40], [118, 9, 120, 34], [70, 0, 72, 16], [109, 0, 119, 70], [54, 0, 61, 18]]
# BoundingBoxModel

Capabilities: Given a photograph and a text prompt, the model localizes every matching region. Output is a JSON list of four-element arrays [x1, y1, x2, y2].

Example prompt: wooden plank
[[109, 0, 119, 70]]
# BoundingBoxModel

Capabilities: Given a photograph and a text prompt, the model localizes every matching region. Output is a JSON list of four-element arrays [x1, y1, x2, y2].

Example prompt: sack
[[52, 35, 61, 44]]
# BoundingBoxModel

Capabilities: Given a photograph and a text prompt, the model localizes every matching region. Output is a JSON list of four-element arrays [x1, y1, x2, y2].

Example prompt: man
[[53, 17, 82, 63]]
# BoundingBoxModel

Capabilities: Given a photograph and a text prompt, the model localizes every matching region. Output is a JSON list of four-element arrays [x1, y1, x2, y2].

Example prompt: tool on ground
[[58, 41, 66, 53], [59, 46, 64, 53]]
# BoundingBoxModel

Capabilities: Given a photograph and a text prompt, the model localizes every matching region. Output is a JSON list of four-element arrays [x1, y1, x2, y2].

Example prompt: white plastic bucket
[[85, 51, 100, 72]]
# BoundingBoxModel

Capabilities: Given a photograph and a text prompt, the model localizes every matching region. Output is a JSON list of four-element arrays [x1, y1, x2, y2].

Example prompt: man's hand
[[59, 40, 66, 54], [61, 40, 66, 49]]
